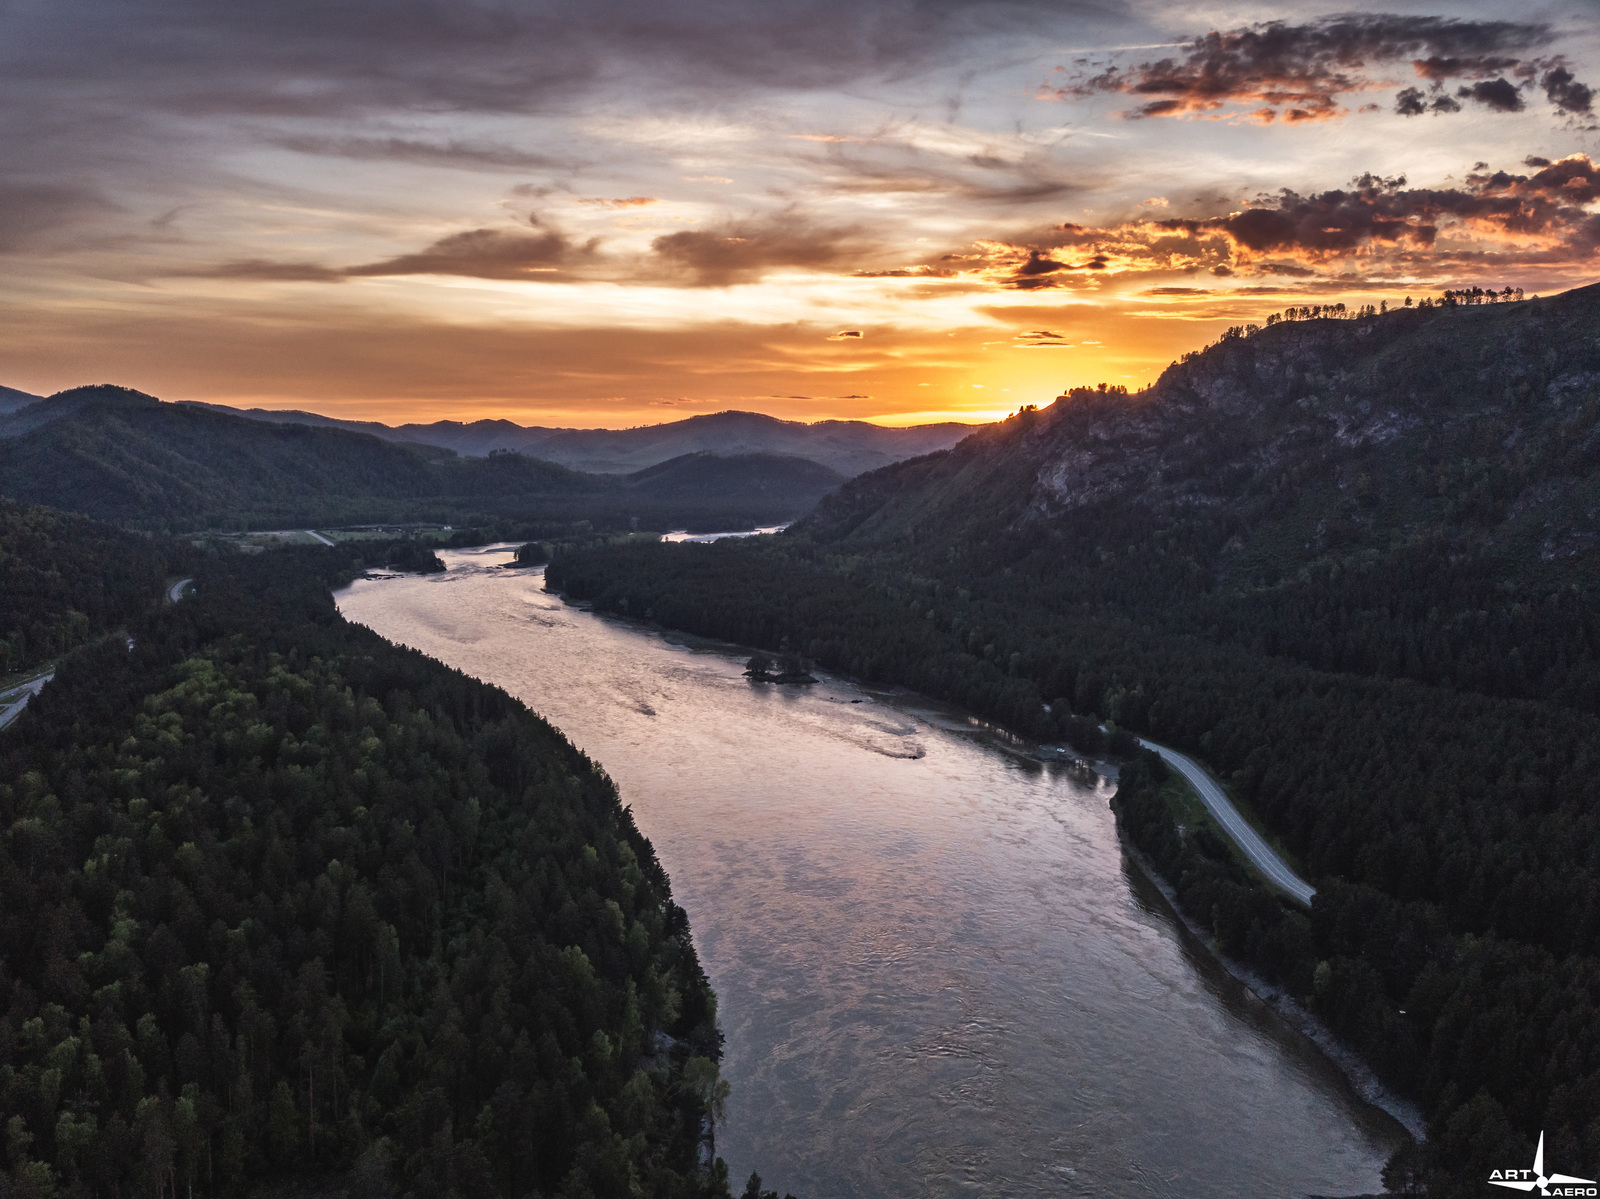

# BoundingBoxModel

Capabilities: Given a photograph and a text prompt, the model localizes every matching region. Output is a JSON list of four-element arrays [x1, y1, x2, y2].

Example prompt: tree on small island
[[744, 646, 817, 683]]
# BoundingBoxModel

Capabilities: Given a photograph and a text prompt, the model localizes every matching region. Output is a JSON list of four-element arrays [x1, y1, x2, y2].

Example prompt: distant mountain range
[[170, 402, 976, 476], [0, 385, 851, 532]]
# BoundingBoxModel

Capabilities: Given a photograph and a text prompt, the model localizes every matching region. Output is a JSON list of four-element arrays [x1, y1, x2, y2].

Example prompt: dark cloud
[[1014, 329, 1071, 346], [3, 0, 1125, 122], [196, 212, 871, 288], [199, 218, 598, 282], [1059, 14, 1584, 124], [1457, 78, 1524, 112], [916, 155, 1600, 292], [1152, 161, 1600, 262], [827, 330, 864, 339], [270, 136, 565, 171], [650, 218, 869, 286], [1016, 250, 1068, 276], [1394, 87, 1459, 116], [1542, 64, 1596, 115], [346, 226, 596, 278], [1144, 156, 1600, 271]]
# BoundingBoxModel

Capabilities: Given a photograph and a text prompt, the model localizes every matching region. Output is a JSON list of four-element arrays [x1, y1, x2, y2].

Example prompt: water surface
[[338, 546, 1404, 1198]]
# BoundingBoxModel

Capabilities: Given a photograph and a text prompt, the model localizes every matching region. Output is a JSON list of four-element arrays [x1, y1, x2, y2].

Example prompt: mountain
[[182, 403, 976, 476], [0, 386, 844, 532], [801, 283, 1600, 705], [0, 384, 42, 415]]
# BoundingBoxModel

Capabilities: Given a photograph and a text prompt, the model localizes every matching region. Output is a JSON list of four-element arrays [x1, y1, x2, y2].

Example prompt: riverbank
[[1118, 830, 1426, 1142]]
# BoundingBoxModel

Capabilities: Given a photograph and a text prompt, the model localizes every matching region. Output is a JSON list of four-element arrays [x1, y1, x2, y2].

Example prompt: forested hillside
[[0, 388, 843, 534], [803, 284, 1600, 713], [545, 284, 1600, 1192], [0, 499, 180, 676], [0, 542, 733, 1198]]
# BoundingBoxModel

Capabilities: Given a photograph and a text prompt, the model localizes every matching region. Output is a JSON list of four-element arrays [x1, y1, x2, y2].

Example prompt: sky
[[3, 0, 1598, 428]]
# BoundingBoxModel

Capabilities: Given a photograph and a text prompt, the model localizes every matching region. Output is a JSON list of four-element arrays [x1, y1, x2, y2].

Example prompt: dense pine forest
[[546, 285, 1600, 1193], [0, 517, 735, 1198], [0, 500, 183, 678]]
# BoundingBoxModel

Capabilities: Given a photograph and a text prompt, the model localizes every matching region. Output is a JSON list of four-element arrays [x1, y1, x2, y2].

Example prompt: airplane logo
[[1488, 1132, 1596, 1194]]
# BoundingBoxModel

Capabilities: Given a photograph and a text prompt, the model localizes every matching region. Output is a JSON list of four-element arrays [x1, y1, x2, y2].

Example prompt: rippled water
[[337, 546, 1405, 1199]]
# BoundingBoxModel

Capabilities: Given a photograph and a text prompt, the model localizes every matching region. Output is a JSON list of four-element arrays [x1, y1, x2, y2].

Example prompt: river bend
[[337, 546, 1403, 1198]]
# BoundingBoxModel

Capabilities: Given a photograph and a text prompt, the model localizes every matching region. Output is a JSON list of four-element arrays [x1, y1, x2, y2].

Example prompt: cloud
[[1056, 15, 1585, 124], [577, 196, 659, 208], [1541, 64, 1595, 115], [196, 210, 874, 288], [1147, 158, 1600, 267], [0, 184, 116, 252], [649, 217, 870, 286], [1456, 78, 1524, 113], [270, 136, 565, 171], [1394, 87, 1460, 116], [827, 330, 864, 339], [199, 216, 599, 282], [346, 226, 598, 278], [905, 155, 1600, 291], [1014, 329, 1073, 347], [6, 0, 1122, 123], [195, 260, 348, 282]]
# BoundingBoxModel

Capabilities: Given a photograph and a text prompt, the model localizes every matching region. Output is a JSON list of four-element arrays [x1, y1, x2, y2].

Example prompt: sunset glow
[[4, 1, 1598, 426]]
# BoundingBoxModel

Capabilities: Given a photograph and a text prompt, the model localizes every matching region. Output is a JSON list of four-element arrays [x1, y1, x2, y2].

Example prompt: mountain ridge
[[175, 402, 978, 475], [801, 282, 1600, 614], [0, 388, 845, 532]]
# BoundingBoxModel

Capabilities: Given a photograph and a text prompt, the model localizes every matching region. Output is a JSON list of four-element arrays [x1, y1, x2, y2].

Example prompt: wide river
[[338, 546, 1404, 1198]]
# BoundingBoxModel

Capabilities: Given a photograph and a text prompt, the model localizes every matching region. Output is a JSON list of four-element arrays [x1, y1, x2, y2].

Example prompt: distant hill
[[181, 402, 977, 476], [0, 386, 845, 532], [0, 384, 43, 416]]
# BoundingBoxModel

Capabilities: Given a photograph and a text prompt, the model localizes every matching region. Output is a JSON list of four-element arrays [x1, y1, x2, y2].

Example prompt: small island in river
[[745, 649, 817, 684]]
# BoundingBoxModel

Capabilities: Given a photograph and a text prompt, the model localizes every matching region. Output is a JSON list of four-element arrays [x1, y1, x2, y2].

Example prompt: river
[[337, 546, 1405, 1198]]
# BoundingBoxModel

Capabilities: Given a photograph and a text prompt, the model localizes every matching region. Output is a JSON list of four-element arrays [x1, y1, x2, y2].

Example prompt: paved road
[[305, 530, 334, 546], [1137, 737, 1317, 906], [0, 670, 54, 732], [168, 576, 194, 603]]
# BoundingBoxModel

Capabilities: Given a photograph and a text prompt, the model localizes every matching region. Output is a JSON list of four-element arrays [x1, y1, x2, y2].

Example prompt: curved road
[[1137, 738, 1317, 907], [0, 670, 54, 732], [4, 580, 195, 734]]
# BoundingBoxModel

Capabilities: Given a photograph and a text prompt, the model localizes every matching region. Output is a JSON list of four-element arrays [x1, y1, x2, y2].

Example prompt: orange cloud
[[889, 155, 1600, 291]]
